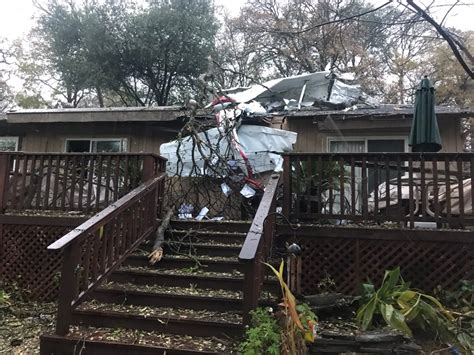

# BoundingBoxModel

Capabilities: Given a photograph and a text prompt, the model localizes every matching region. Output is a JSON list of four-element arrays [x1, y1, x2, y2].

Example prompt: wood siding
[[285, 116, 464, 153], [1, 122, 181, 154], [0, 114, 465, 154]]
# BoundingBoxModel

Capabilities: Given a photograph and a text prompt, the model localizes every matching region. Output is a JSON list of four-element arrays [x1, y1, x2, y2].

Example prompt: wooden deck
[[0, 151, 471, 353]]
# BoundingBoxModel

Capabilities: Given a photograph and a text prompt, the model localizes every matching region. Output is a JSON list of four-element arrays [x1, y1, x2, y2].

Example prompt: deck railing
[[239, 173, 280, 325], [0, 152, 166, 213], [283, 152, 474, 228], [48, 171, 166, 335]]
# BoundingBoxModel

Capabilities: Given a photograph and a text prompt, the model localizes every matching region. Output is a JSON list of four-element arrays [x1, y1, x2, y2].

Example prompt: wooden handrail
[[239, 173, 280, 325], [48, 173, 165, 251], [51, 171, 166, 335], [239, 174, 280, 260]]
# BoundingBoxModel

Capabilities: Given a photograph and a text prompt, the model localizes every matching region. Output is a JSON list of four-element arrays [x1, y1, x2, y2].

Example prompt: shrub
[[239, 308, 281, 355]]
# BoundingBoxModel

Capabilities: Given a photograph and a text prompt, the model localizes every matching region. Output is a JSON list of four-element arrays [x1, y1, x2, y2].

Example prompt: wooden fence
[[283, 152, 474, 228]]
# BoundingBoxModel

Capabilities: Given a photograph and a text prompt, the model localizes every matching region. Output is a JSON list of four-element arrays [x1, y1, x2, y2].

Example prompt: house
[[2, 104, 472, 157], [1, 106, 473, 353], [2, 70, 472, 158]]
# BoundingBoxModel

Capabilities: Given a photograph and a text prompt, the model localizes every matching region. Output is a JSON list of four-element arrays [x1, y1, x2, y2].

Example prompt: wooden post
[[55, 242, 81, 336], [0, 154, 9, 276], [0, 154, 11, 213], [282, 155, 290, 219], [242, 260, 258, 326], [142, 156, 155, 182]]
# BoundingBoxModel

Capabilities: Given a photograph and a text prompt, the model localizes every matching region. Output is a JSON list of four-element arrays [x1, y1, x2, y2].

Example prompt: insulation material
[[160, 125, 297, 176]]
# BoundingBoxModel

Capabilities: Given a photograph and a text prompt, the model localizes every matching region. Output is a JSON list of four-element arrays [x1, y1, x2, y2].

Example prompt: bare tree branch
[[406, 0, 474, 79]]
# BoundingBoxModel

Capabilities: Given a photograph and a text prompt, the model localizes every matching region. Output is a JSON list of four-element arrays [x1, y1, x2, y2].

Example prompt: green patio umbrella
[[409, 76, 442, 152]]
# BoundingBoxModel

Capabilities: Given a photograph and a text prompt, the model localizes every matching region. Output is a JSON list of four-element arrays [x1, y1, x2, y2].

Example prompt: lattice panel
[[299, 238, 358, 295], [0, 224, 72, 300], [358, 240, 472, 292], [297, 236, 473, 295]]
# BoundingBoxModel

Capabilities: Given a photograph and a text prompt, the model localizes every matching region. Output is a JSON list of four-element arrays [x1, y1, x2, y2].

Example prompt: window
[[328, 137, 408, 204], [328, 138, 407, 154], [65, 138, 127, 153], [0, 137, 19, 152]]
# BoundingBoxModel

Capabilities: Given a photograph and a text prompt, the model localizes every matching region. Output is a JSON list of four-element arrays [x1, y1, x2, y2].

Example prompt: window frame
[[0, 136, 20, 152], [327, 136, 408, 153], [64, 138, 128, 153]]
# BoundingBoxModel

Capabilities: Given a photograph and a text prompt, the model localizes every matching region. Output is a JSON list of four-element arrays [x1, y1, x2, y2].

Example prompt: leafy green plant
[[356, 267, 469, 351], [0, 289, 10, 310], [316, 273, 337, 294], [434, 280, 473, 310], [433, 280, 474, 351], [266, 261, 317, 354], [239, 308, 281, 355]]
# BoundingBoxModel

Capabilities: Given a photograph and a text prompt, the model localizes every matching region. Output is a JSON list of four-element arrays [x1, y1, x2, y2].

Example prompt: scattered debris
[[240, 184, 256, 198], [160, 125, 297, 176], [221, 182, 232, 197], [178, 203, 194, 219], [66, 326, 236, 353], [225, 70, 378, 111], [195, 207, 209, 221], [0, 294, 56, 354], [100, 282, 243, 299], [78, 301, 243, 324]]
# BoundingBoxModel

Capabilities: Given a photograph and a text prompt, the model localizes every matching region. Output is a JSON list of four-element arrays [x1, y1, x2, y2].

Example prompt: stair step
[[90, 283, 277, 312], [73, 302, 243, 337], [159, 241, 242, 257], [40, 326, 235, 354], [109, 267, 279, 292], [165, 229, 246, 245], [169, 220, 251, 233], [91, 283, 244, 311], [124, 255, 243, 273]]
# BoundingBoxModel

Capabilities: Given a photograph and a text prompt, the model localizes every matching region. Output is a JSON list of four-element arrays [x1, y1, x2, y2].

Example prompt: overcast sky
[[0, 0, 472, 41]]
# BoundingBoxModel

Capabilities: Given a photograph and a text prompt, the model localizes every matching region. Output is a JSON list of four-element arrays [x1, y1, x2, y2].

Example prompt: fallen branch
[[148, 206, 174, 265]]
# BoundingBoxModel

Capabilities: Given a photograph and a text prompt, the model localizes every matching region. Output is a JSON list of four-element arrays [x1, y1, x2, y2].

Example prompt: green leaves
[[0, 289, 10, 308], [34, 0, 218, 106], [265, 261, 304, 331], [239, 308, 281, 355], [356, 297, 376, 331], [356, 268, 468, 350]]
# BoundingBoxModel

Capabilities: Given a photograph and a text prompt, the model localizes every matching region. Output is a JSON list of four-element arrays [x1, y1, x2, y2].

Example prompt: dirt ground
[[0, 295, 56, 354]]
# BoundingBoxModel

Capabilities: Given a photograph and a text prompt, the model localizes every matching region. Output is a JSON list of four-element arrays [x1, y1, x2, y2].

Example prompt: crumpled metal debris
[[160, 125, 297, 176], [225, 70, 379, 111]]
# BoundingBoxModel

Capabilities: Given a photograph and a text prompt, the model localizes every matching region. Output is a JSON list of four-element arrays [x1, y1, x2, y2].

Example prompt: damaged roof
[[223, 71, 473, 121], [5, 106, 207, 124], [281, 104, 474, 120]]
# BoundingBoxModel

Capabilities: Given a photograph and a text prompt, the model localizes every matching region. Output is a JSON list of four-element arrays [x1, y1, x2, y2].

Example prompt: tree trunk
[[96, 86, 104, 107]]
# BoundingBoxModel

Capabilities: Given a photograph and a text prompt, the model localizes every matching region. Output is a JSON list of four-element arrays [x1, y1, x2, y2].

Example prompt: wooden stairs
[[40, 220, 279, 354]]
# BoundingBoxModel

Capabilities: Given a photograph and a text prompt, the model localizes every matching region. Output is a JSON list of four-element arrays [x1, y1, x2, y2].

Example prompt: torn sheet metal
[[160, 125, 297, 176], [226, 71, 376, 111]]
